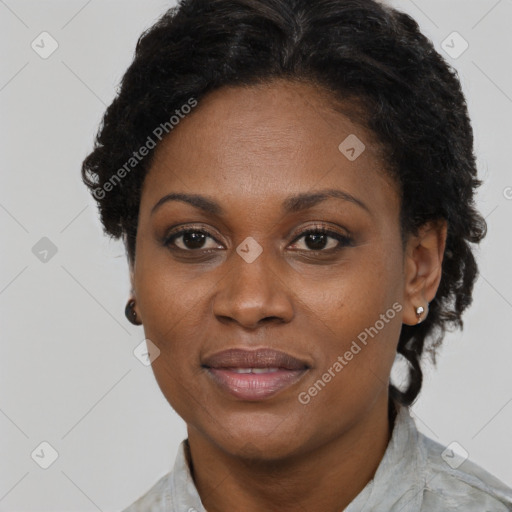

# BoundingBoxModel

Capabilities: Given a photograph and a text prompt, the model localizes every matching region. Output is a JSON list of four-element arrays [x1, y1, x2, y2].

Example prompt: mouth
[[202, 348, 310, 401]]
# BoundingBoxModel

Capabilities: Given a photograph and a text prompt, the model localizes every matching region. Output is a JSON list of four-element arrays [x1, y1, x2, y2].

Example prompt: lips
[[202, 348, 310, 371], [202, 348, 310, 401]]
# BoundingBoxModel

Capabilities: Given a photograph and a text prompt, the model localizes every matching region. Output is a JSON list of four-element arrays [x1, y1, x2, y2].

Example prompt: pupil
[[306, 233, 327, 250], [180, 232, 329, 250], [183, 231, 206, 249]]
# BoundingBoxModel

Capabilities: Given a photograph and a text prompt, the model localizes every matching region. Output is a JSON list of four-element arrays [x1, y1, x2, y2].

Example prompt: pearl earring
[[415, 305, 425, 324]]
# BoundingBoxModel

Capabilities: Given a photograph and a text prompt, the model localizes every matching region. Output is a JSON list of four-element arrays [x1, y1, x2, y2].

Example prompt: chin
[[207, 413, 309, 461]]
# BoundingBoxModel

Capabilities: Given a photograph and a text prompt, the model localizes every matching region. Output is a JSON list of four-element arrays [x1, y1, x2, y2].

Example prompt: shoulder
[[119, 439, 205, 512], [120, 471, 174, 512], [417, 430, 512, 511]]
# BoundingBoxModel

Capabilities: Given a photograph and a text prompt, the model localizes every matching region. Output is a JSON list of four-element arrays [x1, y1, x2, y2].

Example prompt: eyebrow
[[150, 188, 371, 217]]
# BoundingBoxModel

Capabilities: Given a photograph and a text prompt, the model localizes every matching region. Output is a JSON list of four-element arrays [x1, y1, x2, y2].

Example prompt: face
[[132, 79, 408, 460]]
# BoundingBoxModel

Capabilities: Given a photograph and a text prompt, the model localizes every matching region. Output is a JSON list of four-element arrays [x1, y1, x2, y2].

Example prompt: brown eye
[[164, 229, 222, 251], [289, 228, 353, 252]]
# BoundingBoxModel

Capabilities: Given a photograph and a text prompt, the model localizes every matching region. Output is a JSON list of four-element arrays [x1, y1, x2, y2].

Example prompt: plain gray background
[[1, 0, 511, 510]]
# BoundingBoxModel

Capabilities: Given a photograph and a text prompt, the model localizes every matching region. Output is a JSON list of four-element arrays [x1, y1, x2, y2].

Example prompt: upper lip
[[202, 348, 310, 370]]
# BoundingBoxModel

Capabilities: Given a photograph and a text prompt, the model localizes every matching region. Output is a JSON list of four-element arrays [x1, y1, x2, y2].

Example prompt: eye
[[289, 226, 353, 252], [163, 224, 353, 254], [164, 227, 223, 252]]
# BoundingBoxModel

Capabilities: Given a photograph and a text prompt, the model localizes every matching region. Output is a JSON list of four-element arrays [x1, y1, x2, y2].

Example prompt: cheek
[[134, 244, 211, 345], [297, 253, 403, 390], [137, 275, 208, 416], [134, 271, 209, 408], [301, 247, 401, 332]]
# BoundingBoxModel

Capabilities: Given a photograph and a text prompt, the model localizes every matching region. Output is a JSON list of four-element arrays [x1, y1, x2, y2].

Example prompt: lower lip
[[206, 368, 308, 401]]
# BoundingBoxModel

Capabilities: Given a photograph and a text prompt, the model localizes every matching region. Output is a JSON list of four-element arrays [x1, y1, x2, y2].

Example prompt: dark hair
[[81, 0, 487, 407]]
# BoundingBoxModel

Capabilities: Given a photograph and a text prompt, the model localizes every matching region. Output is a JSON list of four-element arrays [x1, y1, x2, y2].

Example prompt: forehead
[[141, 79, 398, 218]]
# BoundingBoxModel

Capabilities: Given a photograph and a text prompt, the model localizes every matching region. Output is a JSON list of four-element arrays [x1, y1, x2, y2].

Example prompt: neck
[[186, 395, 397, 512]]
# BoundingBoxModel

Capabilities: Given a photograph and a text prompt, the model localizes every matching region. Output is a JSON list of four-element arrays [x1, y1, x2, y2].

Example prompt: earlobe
[[403, 299, 430, 326], [402, 219, 448, 326], [126, 261, 142, 325], [125, 298, 142, 325], [415, 304, 428, 324]]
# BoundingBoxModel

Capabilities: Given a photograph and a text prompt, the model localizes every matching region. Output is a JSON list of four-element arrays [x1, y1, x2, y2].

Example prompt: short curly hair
[[81, 0, 487, 407]]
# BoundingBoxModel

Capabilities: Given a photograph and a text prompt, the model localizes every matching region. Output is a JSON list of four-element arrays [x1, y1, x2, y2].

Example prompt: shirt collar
[[171, 438, 208, 512], [344, 401, 426, 511], [172, 401, 425, 512]]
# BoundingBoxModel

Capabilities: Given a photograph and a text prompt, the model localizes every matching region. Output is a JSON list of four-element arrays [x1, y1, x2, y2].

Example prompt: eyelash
[[163, 224, 354, 254]]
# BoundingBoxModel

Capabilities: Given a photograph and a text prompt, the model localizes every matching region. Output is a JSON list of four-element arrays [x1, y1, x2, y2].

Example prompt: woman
[[81, 0, 512, 510]]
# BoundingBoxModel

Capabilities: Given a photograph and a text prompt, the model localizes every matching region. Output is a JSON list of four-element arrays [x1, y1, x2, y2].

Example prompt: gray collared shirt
[[122, 403, 512, 511]]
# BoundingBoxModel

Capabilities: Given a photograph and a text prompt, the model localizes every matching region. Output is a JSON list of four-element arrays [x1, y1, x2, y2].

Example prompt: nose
[[212, 248, 294, 329]]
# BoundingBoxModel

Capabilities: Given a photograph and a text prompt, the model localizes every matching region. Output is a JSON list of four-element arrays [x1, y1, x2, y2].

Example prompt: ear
[[125, 234, 137, 297], [128, 260, 136, 296], [126, 259, 143, 325], [402, 219, 448, 326]]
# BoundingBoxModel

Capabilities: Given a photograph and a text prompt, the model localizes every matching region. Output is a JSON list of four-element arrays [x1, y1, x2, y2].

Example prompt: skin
[[130, 79, 447, 512]]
